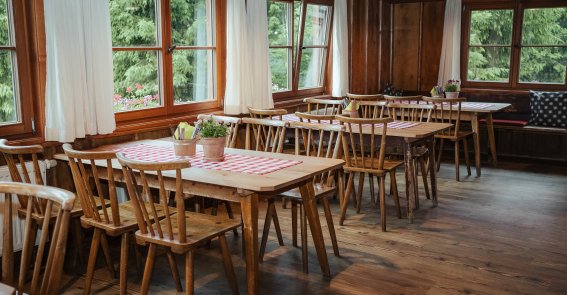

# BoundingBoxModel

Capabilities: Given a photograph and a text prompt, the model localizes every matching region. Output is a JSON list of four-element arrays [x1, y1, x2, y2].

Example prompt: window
[[267, 0, 333, 98], [110, 0, 220, 122], [463, 3, 567, 89], [0, 0, 34, 137]]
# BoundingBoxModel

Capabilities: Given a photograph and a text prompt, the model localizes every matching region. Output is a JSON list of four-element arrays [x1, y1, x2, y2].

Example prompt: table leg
[[403, 141, 416, 223], [471, 115, 482, 177], [485, 114, 498, 167], [240, 193, 259, 295], [299, 181, 331, 277], [427, 138, 438, 207]]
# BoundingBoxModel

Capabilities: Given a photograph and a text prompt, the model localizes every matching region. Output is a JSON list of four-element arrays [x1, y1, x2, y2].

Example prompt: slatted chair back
[[63, 144, 121, 226], [290, 121, 343, 185], [335, 115, 392, 172], [242, 117, 287, 153], [248, 107, 287, 120], [422, 97, 464, 137], [0, 182, 74, 295], [355, 101, 389, 119], [304, 97, 343, 116], [294, 112, 337, 125], [383, 95, 423, 104], [0, 140, 47, 214], [387, 103, 436, 122], [197, 114, 241, 148], [116, 155, 189, 244], [346, 93, 384, 102]]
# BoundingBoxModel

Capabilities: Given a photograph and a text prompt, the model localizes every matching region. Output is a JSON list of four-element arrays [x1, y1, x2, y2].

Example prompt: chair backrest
[[242, 117, 288, 153], [303, 97, 344, 116], [422, 97, 464, 136], [248, 107, 287, 120], [335, 115, 392, 171], [383, 95, 423, 104], [355, 101, 389, 119], [117, 154, 189, 244], [294, 112, 337, 125], [63, 144, 121, 226], [387, 103, 436, 122], [197, 114, 241, 148], [290, 121, 343, 186], [346, 93, 384, 102], [0, 182, 74, 295]]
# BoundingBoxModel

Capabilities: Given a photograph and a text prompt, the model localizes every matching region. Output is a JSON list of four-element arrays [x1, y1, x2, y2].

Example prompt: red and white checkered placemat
[[282, 114, 420, 129], [119, 144, 302, 175], [461, 102, 493, 109]]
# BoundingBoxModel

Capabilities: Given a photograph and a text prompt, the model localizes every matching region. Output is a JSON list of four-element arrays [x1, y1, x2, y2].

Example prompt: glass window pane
[[0, 0, 11, 46], [113, 51, 161, 112], [268, 1, 290, 46], [469, 10, 513, 45], [299, 48, 326, 89], [302, 4, 331, 46], [522, 8, 567, 46], [110, 0, 158, 47], [0, 50, 17, 124], [173, 50, 214, 104], [294, 2, 301, 62], [269, 48, 290, 92], [171, 0, 214, 46], [467, 46, 511, 82], [520, 46, 567, 84]]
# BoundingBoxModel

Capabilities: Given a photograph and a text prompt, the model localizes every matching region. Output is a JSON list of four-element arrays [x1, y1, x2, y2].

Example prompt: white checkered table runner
[[119, 144, 302, 175], [282, 114, 420, 129]]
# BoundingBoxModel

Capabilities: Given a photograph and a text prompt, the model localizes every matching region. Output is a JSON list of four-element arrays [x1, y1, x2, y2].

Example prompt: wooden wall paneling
[[418, 1, 444, 91], [348, 0, 369, 93], [392, 2, 421, 92]]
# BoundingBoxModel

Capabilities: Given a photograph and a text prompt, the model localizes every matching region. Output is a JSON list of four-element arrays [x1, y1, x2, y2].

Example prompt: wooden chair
[[197, 114, 241, 148], [422, 97, 474, 181], [248, 107, 288, 119], [346, 93, 384, 102], [356, 100, 389, 119], [294, 111, 337, 124], [303, 97, 344, 116], [0, 182, 75, 295], [63, 144, 182, 295], [383, 95, 424, 104], [388, 103, 436, 202], [261, 121, 342, 273], [241, 117, 287, 258], [117, 154, 241, 295], [336, 115, 403, 231]]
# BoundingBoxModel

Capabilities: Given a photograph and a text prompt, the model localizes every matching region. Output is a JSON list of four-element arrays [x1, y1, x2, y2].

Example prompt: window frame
[[113, 0, 224, 125], [0, 0, 36, 138], [461, 1, 567, 91]]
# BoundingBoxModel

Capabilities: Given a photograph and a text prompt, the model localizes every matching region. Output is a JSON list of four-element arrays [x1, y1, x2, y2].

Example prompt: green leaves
[[197, 117, 228, 138]]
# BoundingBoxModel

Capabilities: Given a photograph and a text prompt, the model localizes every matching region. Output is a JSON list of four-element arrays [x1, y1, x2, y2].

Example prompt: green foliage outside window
[[0, 0, 16, 123]]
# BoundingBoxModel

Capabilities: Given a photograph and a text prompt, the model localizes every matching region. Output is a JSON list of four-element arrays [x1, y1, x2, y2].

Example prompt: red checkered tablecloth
[[119, 144, 302, 175], [282, 114, 420, 129]]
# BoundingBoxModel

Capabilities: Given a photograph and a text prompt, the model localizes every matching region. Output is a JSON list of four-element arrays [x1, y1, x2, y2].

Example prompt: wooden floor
[[59, 160, 567, 294]]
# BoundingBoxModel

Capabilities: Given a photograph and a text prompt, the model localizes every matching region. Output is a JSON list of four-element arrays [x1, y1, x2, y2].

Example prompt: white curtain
[[44, 0, 115, 142], [224, 0, 273, 115], [438, 0, 462, 86], [332, 0, 348, 98]]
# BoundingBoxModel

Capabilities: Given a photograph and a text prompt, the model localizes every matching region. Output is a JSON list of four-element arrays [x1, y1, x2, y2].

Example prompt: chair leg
[[84, 229, 101, 295], [72, 219, 84, 268], [282, 198, 288, 209], [389, 171, 401, 219], [463, 138, 471, 176], [322, 198, 339, 257], [271, 200, 285, 246], [219, 235, 239, 295], [224, 202, 239, 236], [133, 237, 143, 280], [291, 202, 298, 247], [100, 233, 116, 278], [119, 234, 129, 295], [413, 159, 420, 210], [167, 250, 183, 292], [356, 172, 365, 213], [340, 172, 355, 225], [419, 157, 431, 200], [454, 141, 460, 181], [185, 251, 194, 295], [141, 244, 157, 295], [379, 175, 387, 232], [437, 138, 444, 171], [368, 173, 375, 206], [300, 204, 308, 273], [259, 199, 279, 262]]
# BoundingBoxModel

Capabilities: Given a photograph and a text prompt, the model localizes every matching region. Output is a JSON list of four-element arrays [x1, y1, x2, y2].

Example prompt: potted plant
[[172, 122, 197, 157], [197, 116, 229, 161], [444, 79, 460, 98]]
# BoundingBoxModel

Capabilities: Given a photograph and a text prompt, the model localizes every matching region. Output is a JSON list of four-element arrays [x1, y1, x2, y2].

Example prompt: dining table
[[282, 114, 452, 223], [54, 139, 344, 295]]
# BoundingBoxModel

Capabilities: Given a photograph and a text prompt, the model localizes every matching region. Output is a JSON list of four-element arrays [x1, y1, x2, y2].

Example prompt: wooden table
[[55, 140, 344, 295]]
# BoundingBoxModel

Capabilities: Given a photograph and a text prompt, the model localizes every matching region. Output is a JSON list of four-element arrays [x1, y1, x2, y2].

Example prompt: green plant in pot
[[444, 79, 460, 98], [197, 116, 229, 161]]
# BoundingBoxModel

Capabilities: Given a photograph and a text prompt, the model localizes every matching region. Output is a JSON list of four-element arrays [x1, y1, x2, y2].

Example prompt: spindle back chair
[[197, 114, 241, 148], [356, 100, 389, 119], [242, 117, 288, 153], [248, 107, 287, 119], [304, 97, 344, 116]]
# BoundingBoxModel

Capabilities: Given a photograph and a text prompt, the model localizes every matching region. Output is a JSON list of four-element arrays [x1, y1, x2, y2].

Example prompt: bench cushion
[[528, 91, 567, 128]]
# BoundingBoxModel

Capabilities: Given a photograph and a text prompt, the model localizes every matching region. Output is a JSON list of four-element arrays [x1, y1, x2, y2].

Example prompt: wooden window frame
[[461, 0, 567, 91]]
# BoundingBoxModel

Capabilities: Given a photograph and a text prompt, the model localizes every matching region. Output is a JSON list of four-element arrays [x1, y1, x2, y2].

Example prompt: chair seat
[[18, 195, 104, 223], [344, 159, 403, 174], [435, 130, 474, 140], [135, 211, 242, 254], [280, 183, 336, 202]]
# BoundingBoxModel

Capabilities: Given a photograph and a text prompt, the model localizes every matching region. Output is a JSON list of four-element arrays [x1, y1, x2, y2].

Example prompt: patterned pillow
[[528, 91, 567, 128]]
